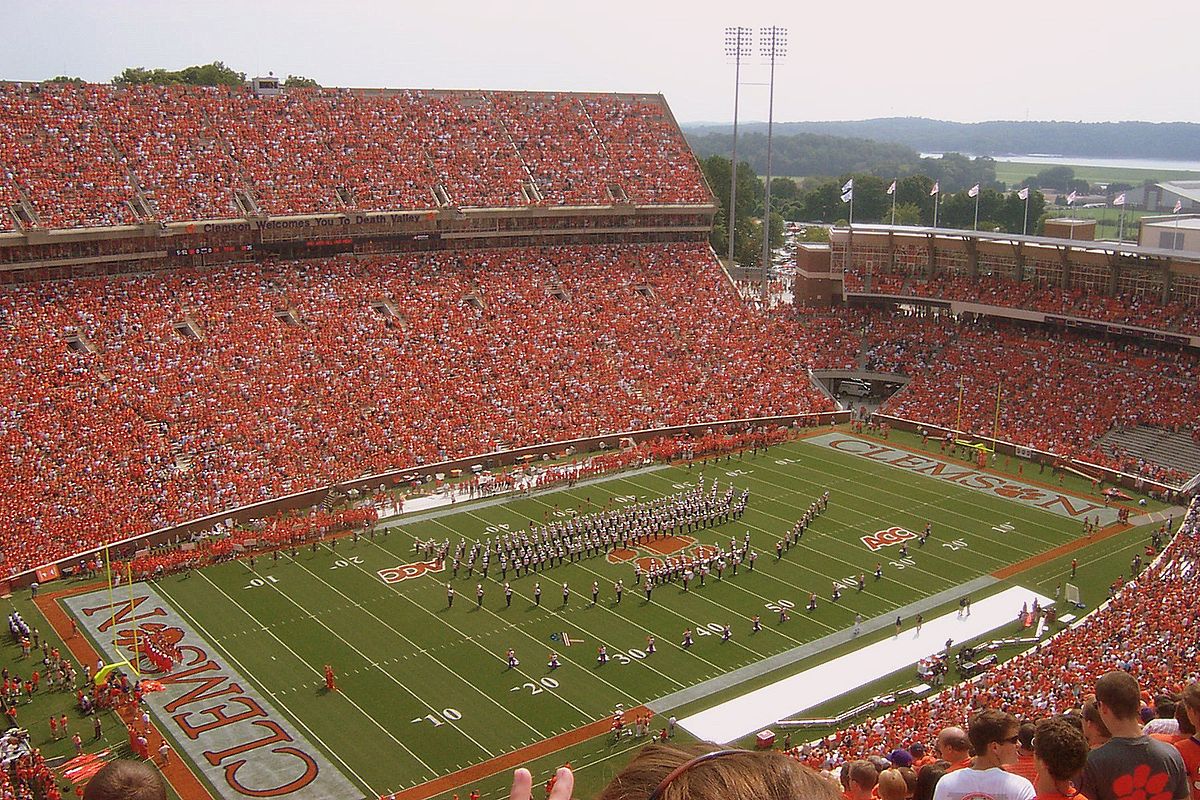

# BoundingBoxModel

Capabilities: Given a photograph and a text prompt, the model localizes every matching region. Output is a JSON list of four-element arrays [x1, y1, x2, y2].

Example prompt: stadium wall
[[5, 410, 851, 589]]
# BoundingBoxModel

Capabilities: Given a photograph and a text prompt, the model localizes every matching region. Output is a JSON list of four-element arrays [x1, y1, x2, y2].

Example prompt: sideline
[[34, 588, 214, 800], [388, 706, 649, 800]]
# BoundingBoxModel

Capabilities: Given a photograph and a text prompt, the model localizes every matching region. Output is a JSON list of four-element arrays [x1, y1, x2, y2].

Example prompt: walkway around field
[[676, 584, 1050, 743]]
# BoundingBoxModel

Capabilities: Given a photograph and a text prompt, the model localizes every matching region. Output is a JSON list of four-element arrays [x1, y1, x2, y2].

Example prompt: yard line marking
[[382, 519, 650, 704], [285, 557, 547, 738], [339, 537, 606, 719], [193, 568, 481, 763], [155, 578, 386, 793]]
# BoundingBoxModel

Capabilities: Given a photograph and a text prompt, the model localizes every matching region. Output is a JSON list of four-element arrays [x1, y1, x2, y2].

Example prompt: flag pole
[[992, 382, 1003, 447], [1022, 192, 1029, 236], [956, 376, 964, 435], [973, 190, 980, 231], [890, 180, 897, 225], [933, 187, 940, 229]]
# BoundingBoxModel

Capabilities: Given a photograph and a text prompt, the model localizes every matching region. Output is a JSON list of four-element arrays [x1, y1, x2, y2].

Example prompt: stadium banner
[[62, 585, 365, 800], [803, 433, 1119, 524]]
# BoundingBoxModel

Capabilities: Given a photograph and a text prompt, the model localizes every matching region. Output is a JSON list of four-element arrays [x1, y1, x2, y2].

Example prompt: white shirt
[[932, 766, 1035, 800]]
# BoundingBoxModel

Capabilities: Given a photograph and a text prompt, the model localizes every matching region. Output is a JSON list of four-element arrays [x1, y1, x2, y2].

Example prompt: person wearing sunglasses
[[932, 709, 1035, 800]]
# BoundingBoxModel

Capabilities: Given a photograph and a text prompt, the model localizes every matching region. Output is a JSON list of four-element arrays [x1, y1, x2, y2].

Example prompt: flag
[[841, 189, 853, 203], [1018, 187, 1029, 200], [887, 180, 896, 195], [930, 181, 939, 196], [1113, 192, 1126, 207], [968, 184, 980, 198], [841, 178, 853, 192], [1066, 191, 1077, 205], [1174, 199, 1183, 213]]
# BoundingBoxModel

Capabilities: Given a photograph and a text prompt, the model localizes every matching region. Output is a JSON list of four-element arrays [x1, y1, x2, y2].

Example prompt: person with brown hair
[[508, 743, 841, 800], [1171, 682, 1199, 800], [1081, 671, 1188, 800], [83, 760, 166, 800], [1080, 698, 1112, 750], [1032, 716, 1090, 800], [933, 709, 1034, 800]]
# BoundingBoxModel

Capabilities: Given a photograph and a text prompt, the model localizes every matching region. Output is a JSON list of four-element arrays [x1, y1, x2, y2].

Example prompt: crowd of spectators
[[0, 83, 710, 227], [789, 497, 1200, 773], [0, 242, 835, 577], [844, 264, 1200, 337], [883, 321, 1200, 483]]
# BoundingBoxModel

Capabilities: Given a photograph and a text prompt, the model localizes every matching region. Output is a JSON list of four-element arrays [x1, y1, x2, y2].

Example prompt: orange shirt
[[1007, 752, 1040, 785], [1173, 736, 1200, 800]]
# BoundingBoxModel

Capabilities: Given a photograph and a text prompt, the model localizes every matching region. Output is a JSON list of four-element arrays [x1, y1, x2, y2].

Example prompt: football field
[[59, 430, 1167, 800]]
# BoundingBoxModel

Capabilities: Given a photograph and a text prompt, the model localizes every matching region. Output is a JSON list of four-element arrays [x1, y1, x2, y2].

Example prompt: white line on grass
[[155, 578, 385, 795], [284, 550, 569, 732], [411, 517, 669, 699], [191, 568, 468, 766]]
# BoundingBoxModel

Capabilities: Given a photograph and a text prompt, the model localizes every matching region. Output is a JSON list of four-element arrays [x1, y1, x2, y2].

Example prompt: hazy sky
[[5, 0, 1197, 124]]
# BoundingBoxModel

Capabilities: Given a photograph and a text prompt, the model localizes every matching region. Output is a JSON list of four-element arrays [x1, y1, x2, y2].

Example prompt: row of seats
[[0, 84, 710, 227], [845, 265, 1200, 336], [0, 243, 831, 576]]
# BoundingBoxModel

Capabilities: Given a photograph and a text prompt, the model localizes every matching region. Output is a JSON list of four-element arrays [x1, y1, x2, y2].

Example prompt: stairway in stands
[[1095, 425, 1200, 482]]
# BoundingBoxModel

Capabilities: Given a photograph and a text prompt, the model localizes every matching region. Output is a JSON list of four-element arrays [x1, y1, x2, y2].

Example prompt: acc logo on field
[[378, 559, 445, 584], [861, 526, 917, 552]]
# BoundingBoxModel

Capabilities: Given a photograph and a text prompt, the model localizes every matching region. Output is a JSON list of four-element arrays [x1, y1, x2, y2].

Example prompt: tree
[[113, 61, 245, 87], [46, 75, 84, 84], [700, 155, 766, 262], [890, 203, 924, 226], [285, 75, 320, 88]]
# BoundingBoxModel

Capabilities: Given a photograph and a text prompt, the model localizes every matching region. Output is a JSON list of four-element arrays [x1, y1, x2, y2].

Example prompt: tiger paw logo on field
[[378, 559, 445, 584], [993, 483, 1044, 501], [606, 535, 721, 572], [861, 526, 917, 552]]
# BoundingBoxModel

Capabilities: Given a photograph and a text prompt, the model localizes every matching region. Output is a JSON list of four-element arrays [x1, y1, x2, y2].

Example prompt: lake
[[920, 153, 1200, 171]]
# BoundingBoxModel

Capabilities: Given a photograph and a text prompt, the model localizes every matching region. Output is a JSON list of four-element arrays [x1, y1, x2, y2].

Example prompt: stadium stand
[[882, 321, 1200, 484], [0, 242, 838, 577], [0, 83, 712, 229]]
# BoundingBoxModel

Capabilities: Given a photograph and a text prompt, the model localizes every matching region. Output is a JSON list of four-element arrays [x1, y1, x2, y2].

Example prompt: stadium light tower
[[724, 26, 753, 268], [759, 25, 787, 304]]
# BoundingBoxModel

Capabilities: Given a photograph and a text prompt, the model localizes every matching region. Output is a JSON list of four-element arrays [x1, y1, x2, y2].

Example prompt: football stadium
[[1, 68, 1199, 800]]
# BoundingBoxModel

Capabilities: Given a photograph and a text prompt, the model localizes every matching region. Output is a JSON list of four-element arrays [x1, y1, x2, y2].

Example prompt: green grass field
[[8, 428, 1171, 800], [49, 429, 1171, 800], [994, 161, 1200, 188]]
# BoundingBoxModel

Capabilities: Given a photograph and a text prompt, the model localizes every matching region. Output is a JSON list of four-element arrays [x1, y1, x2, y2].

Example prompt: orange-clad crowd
[[0, 83, 709, 227], [845, 263, 1200, 337], [0, 243, 837, 576], [887, 324, 1200, 484]]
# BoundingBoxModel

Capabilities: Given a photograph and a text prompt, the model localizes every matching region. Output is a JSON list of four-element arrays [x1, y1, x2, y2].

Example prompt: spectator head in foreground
[[966, 709, 1024, 769], [878, 768, 909, 800], [1081, 698, 1112, 749], [511, 743, 842, 800], [1179, 682, 1199, 735], [937, 726, 973, 769], [1032, 717, 1089, 797], [1081, 671, 1189, 800], [83, 760, 166, 800], [930, 710, 1034, 800], [914, 761, 951, 800]]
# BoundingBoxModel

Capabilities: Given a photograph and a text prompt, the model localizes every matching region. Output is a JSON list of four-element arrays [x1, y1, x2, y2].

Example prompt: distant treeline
[[687, 132, 998, 193], [685, 118, 1200, 160]]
